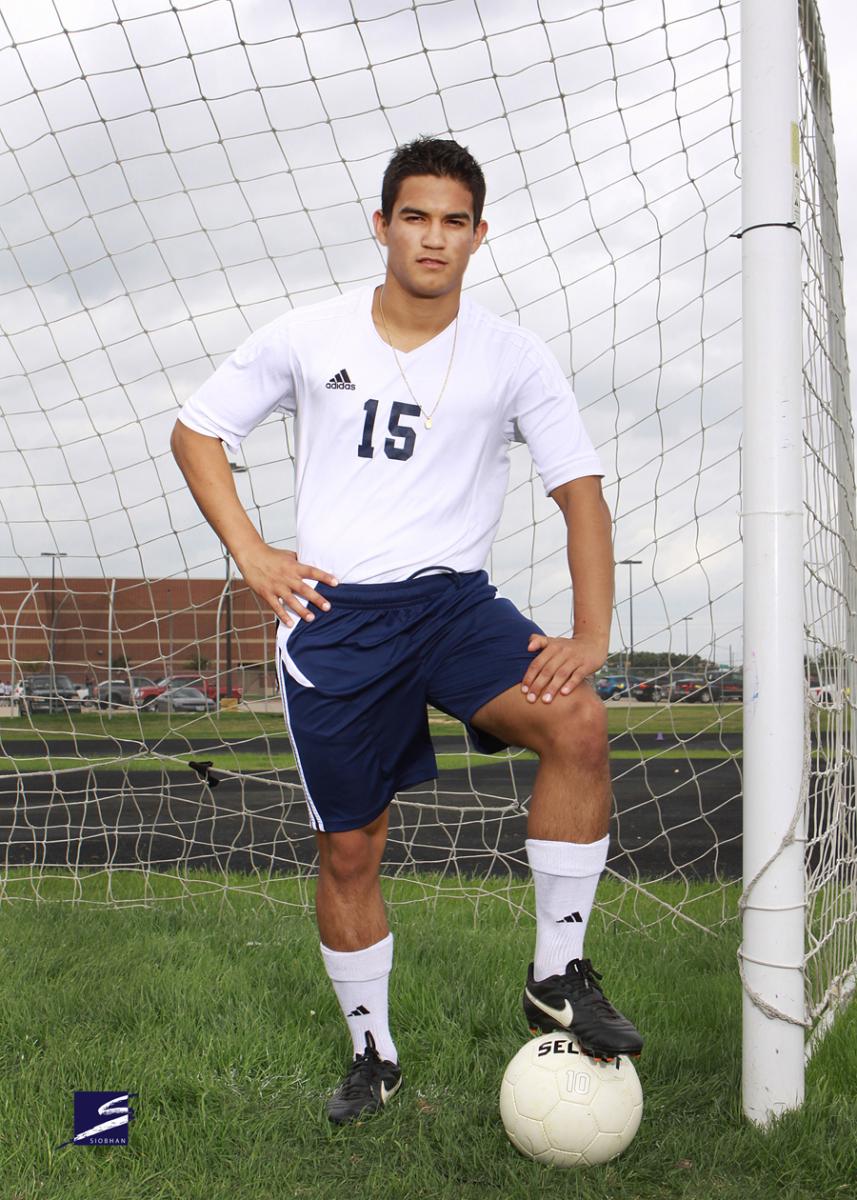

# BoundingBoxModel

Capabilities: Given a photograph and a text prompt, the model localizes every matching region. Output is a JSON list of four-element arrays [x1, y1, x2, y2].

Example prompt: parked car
[[135, 674, 242, 709], [15, 673, 82, 714], [669, 676, 714, 702], [135, 679, 166, 708], [168, 673, 243, 703], [95, 674, 157, 709], [706, 671, 743, 702], [152, 685, 217, 714], [595, 675, 640, 700], [668, 676, 706, 702], [670, 673, 743, 703], [630, 678, 669, 702]]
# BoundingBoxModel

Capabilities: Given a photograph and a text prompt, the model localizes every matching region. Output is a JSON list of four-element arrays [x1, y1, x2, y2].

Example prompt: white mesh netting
[[0, 0, 852, 1031], [798, 0, 856, 1030]]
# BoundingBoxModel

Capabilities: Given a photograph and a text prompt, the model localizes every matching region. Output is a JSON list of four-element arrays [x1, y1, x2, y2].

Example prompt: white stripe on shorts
[[275, 640, 325, 832]]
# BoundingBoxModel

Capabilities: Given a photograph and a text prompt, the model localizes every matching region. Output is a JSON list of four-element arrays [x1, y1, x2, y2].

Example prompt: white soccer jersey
[[178, 285, 603, 584]]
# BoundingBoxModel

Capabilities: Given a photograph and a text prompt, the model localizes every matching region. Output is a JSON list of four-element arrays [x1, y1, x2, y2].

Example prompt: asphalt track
[[0, 733, 746, 880]]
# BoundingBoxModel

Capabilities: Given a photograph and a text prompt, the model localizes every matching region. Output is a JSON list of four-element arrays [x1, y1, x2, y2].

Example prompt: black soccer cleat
[[522, 957, 644, 1061], [326, 1031, 403, 1125]]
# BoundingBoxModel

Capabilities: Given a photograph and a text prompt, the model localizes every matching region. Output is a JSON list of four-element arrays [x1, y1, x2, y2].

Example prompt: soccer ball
[[500, 1033, 643, 1167]]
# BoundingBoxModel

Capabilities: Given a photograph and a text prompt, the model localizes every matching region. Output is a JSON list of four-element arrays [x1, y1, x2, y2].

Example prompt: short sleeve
[[177, 322, 297, 454], [508, 340, 603, 495]]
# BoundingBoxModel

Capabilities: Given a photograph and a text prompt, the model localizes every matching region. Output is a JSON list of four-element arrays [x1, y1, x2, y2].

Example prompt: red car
[[668, 674, 743, 703], [134, 674, 242, 708], [668, 676, 710, 703]]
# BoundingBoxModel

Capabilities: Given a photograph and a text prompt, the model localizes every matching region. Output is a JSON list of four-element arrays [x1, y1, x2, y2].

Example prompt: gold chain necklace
[[377, 288, 458, 430]]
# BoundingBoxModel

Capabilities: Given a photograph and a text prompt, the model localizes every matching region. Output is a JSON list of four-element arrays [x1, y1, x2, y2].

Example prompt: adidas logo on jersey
[[325, 368, 355, 390]]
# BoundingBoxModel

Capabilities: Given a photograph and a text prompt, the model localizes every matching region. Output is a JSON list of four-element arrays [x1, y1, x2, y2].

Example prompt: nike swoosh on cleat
[[380, 1077, 402, 1105], [525, 989, 574, 1028]]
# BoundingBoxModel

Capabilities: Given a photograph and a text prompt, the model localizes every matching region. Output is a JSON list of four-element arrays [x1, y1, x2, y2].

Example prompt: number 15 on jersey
[[357, 399, 420, 461]]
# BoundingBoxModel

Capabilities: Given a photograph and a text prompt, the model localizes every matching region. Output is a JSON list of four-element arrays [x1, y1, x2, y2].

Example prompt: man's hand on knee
[[521, 633, 606, 703]]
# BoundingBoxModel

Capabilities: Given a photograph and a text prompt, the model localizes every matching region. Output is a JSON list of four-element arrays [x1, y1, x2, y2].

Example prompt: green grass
[[3, 701, 841, 745], [0, 704, 745, 775], [0, 873, 854, 1200], [0, 753, 296, 775], [0, 710, 289, 740], [0, 747, 744, 775], [0, 703, 746, 775], [608, 704, 743, 736], [0, 703, 741, 743]]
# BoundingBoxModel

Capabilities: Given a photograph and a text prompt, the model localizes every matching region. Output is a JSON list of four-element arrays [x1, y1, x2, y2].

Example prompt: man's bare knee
[[538, 686, 608, 765], [317, 813, 387, 886]]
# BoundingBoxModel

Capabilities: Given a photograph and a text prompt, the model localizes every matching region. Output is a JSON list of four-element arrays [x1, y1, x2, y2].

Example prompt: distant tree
[[602, 650, 722, 677]]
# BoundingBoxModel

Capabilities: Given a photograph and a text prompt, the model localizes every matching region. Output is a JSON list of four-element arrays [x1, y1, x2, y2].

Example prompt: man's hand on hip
[[240, 545, 339, 627]]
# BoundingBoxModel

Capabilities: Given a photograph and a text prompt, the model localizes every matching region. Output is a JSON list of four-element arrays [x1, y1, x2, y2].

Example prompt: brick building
[[0, 577, 275, 695]]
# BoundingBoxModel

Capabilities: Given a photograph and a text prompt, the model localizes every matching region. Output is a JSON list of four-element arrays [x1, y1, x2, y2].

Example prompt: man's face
[[373, 174, 488, 300]]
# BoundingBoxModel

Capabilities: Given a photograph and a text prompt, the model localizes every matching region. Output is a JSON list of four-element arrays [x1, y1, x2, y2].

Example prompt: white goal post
[[740, 0, 806, 1123]]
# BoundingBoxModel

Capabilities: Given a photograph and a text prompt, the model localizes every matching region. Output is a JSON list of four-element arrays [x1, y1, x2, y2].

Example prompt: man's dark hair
[[381, 136, 486, 227]]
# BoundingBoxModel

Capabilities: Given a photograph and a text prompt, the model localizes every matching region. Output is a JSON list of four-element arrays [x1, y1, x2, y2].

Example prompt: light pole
[[618, 559, 642, 668], [682, 615, 693, 659], [225, 463, 249, 703], [40, 551, 67, 684]]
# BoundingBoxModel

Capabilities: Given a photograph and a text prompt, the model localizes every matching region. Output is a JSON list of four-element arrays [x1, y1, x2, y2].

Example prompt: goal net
[[798, 0, 857, 1040], [0, 0, 852, 1085]]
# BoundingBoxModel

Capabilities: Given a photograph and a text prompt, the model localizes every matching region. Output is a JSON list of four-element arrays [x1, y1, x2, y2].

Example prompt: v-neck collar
[[365, 285, 461, 360]]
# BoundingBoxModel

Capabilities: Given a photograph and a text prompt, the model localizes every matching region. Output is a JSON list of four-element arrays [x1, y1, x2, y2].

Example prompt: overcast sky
[[0, 0, 853, 667]]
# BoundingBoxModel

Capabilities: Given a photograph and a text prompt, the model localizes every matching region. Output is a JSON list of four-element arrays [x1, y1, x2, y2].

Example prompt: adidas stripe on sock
[[525, 835, 609, 981], [320, 932, 398, 1063]]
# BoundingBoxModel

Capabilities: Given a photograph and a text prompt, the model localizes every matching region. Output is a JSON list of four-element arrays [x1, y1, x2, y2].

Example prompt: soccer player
[[171, 137, 643, 1125]]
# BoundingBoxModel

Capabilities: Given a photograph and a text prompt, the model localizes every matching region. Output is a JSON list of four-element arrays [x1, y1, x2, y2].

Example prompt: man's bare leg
[[315, 809, 389, 951]]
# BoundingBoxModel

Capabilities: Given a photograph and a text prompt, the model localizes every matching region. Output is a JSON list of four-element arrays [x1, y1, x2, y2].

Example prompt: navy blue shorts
[[275, 569, 543, 832]]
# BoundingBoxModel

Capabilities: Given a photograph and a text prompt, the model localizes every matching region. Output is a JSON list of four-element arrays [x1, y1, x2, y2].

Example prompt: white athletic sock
[[320, 932, 398, 1064], [526, 835, 609, 981]]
